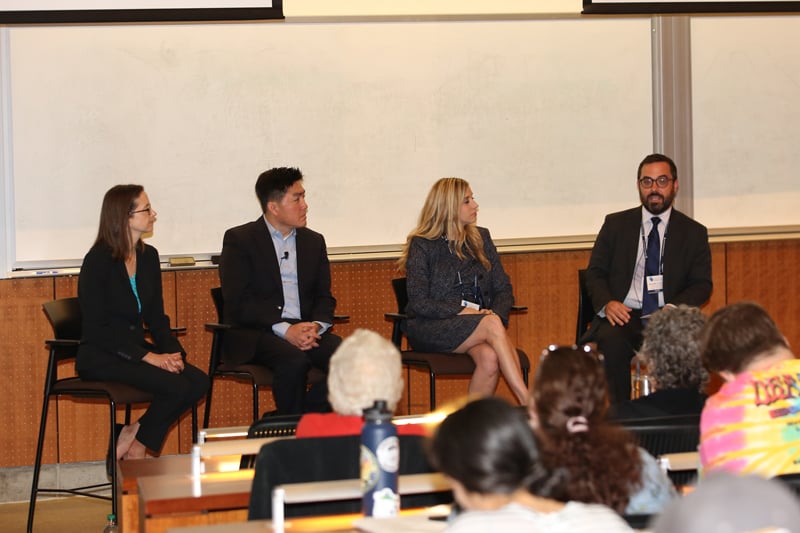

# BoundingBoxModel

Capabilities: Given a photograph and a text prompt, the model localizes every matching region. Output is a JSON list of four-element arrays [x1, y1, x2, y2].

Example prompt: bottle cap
[[363, 400, 392, 423]]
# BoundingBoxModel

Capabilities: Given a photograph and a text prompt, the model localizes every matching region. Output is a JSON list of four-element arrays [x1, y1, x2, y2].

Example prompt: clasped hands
[[605, 300, 674, 326], [286, 321, 322, 351], [143, 352, 184, 373]]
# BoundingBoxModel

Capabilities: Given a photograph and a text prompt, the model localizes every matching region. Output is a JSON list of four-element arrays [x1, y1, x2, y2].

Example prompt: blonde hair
[[397, 177, 489, 272], [327, 329, 404, 416]]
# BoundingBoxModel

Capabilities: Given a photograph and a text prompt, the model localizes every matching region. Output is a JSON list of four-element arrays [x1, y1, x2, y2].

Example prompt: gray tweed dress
[[404, 226, 514, 352]]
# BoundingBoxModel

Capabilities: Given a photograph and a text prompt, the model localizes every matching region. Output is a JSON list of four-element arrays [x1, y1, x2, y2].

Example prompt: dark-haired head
[[255, 167, 303, 213], [95, 184, 145, 261], [637, 153, 677, 182], [702, 301, 788, 375], [429, 397, 550, 497], [533, 346, 608, 433]]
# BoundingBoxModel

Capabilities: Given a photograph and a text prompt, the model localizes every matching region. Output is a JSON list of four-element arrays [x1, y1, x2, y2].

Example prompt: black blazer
[[585, 207, 712, 314], [218, 218, 337, 364], [77, 243, 182, 365]]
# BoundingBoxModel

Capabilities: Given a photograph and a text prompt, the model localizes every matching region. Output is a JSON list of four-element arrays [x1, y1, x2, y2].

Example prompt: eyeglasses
[[638, 176, 674, 189], [541, 344, 604, 362], [130, 206, 153, 216]]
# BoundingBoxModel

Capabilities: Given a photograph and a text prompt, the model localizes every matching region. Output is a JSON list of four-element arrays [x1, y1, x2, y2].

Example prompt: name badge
[[646, 274, 664, 294], [461, 300, 480, 310]]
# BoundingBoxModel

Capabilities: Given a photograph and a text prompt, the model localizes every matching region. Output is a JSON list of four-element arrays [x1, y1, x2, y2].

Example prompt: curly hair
[[532, 346, 642, 513], [327, 329, 403, 416], [640, 305, 708, 391]]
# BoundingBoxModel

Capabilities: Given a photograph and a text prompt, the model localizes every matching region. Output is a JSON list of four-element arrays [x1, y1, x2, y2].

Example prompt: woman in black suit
[[76, 185, 207, 460]]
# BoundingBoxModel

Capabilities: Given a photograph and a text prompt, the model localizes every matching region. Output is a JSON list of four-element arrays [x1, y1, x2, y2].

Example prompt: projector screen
[[0, 0, 282, 23], [583, 0, 800, 14]]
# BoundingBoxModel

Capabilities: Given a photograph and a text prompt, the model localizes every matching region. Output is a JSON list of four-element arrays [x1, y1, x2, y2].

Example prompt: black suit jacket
[[585, 207, 712, 316], [218, 217, 337, 365], [77, 243, 182, 366]]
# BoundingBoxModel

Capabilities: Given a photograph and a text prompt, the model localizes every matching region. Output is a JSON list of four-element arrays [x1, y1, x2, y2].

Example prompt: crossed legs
[[455, 314, 529, 405]]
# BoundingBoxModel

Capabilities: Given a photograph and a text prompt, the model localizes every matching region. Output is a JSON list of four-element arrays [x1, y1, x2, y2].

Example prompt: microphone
[[281, 251, 289, 261]]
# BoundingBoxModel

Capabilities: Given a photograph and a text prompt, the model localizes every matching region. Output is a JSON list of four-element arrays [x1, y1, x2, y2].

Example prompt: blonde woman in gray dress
[[398, 177, 528, 405]]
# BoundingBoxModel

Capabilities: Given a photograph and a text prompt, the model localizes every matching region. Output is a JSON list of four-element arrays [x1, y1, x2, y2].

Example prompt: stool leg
[[109, 401, 121, 518], [27, 393, 52, 533], [252, 381, 259, 422], [429, 369, 436, 411], [203, 377, 215, 428]]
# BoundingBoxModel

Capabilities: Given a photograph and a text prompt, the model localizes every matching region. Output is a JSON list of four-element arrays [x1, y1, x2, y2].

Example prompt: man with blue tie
[[219, 167, 341, 414], [583, 154, 712, 403]]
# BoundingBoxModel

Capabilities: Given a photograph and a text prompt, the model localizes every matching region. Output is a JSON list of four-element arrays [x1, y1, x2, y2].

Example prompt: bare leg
[[465, 343, 500, 396], [116, 422, 140, 460], [455, 314, 529, 405], [124, 439, 147, 460]]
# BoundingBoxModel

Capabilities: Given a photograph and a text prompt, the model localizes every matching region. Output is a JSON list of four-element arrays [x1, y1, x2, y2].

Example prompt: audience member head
[[95, 184, 146, 261], [399, 176, 488, 271], [428, 397, 553, 508], [533, 345, 609, 431], [702, 301, 789, 376], [327, 329, 403, 416], [640, 305, 708, 392], [255, 166, 304, 213], [530, 345, 641, 513], [651, 471, 800, 533]]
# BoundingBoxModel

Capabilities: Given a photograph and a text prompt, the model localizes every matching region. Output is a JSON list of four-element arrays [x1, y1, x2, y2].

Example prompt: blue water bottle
[[361, 400, 400, 517]]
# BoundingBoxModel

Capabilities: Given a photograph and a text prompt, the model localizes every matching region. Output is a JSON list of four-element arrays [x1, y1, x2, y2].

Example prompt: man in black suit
[[219, 167, 341, 414], [583, 153, 712, 403]]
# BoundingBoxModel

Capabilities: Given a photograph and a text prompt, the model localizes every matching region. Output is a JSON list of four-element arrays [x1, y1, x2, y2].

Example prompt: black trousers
[[251, 331, 341, 415], [77, 348, 208, 451], [585, 310, 644, 404]]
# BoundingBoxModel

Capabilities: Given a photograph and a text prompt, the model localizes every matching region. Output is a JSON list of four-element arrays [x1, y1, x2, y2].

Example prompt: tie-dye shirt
[[700, 358, 800, 476]]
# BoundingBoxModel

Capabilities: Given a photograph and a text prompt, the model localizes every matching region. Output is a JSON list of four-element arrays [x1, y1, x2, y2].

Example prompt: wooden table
[[119, 437, 283, 532], [138, 468, 255, 533], [138, 469, 449, 533], [118, 454, 242, 532], [165, 510, 450, 532]]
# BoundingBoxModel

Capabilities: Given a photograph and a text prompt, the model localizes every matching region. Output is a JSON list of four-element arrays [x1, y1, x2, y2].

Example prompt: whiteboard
[[6, 18, 652, 268], [692, 16, 800, 229]]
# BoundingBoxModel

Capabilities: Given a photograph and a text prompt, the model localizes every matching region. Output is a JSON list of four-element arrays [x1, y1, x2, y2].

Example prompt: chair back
[[622, 414, 701, 486], [43, 297, 82, 341], [248, 434, 446, 519], [389, 278, 411, 348], [576, 269, 595, 343], [239, 414, 303, 469], [210, 286, 224, 322], [391, 277, 408, 315]]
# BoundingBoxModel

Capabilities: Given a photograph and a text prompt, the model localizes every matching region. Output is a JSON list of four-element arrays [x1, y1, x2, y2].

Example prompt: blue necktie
[[642, 217, 661, 317]]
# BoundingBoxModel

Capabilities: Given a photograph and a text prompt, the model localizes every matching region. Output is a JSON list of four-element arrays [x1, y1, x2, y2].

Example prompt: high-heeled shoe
[[106, 423, 124, 479]]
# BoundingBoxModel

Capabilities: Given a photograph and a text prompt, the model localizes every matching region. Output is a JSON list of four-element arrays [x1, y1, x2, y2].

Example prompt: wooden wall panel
[[0, 277, 56, 467], [3, 238, 799, 467], [329, 259, 424, 414], [725, 240, 800, 349], [706, 243, 727, 314]]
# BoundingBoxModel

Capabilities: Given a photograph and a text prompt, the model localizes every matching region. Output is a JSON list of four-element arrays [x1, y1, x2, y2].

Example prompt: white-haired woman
[[295, 329, 425, 437]]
